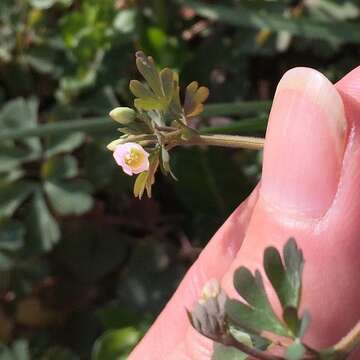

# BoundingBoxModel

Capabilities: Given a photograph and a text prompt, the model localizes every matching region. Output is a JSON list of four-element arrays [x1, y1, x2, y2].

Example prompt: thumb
[[261, 67, 346, 217], [221, 67, 360, 352]]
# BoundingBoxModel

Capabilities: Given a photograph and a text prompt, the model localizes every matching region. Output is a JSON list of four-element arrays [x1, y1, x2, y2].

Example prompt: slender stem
[[121, 132, 265, 151], [155, 125, 177, 132], [0, 117, 115, 141], [186, 134, 264, 150], [123, 134, 157, 143], [333, 321, 360, 356], [223, 334, 285, 360], [0, 101, 270, 141]]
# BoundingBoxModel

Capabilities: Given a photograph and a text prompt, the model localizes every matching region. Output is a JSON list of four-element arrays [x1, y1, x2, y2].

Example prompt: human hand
[[128, 66, 360, 360]]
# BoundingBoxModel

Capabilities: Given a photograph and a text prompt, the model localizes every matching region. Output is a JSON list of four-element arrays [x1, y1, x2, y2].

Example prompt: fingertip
[[336, 65, 360, 103]]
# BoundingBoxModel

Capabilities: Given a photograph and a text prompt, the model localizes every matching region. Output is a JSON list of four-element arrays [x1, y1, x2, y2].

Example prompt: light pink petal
[[112, 142, 150, 176], [113, 146, 127, 166], [122, 166, 134, 176]]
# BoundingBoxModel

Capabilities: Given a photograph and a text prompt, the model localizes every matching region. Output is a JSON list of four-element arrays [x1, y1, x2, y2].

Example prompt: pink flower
[[113, 143, 150, 176]]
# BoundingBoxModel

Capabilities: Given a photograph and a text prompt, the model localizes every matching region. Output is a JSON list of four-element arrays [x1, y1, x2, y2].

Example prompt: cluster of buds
[[106, 52, 263, 198], [188, 279, 228, 341], [109, 107, 150, 176], [104, 52, 212, 198]]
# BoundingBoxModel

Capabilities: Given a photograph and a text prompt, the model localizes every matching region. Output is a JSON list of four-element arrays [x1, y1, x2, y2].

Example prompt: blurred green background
[[0, 0, 359, 358]]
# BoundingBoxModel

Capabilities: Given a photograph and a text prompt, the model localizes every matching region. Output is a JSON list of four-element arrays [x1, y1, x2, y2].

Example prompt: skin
[[128, 66, 360, 359]]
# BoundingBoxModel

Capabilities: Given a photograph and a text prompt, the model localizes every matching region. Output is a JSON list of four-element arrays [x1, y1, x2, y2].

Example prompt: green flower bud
[[188, 279, 228, 341], [109, 107, 136, 124]]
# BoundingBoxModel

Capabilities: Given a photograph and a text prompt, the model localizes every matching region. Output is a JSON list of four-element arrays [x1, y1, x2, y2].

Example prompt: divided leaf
[[0, 181, 35, 220], [226, 267, 289, 337], [132, 52, 176, 112], [160, 68, 175, 102], [131, 52, 208, 122], [129, 80, 155, 99], [0, 144, 30, 172], [44, 180, 94, 216], [44, 132, 85, 158], [0, 221, 25, 252], [26, 189, 60, 253], [41, 155, 78, 180], [167, 71, 182, 117], [284, 238, 304, 305], [285, 340, 306, 360], [263, 238, 305, 335], [184, 81, 209, 118], [135, 51, 163, 98]]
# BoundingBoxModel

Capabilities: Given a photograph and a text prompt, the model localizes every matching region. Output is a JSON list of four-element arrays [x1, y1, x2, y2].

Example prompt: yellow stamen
[[125, 148, 145, 169]]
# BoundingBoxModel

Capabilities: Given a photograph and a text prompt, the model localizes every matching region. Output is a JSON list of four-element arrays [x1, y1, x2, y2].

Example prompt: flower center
[[124, 148, 145, 168]]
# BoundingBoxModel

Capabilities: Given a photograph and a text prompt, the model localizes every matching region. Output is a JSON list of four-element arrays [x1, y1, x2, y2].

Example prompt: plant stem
[[332, 321, 360, 356], [187, 134, 264, 150], [0, 117, 115, 141], [115, 132, 265, 150], [223, 334, 285, 360], [0, 101, 270, 141]]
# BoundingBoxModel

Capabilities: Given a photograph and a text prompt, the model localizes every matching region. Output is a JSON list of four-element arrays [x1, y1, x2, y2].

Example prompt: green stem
[[0, 101, 270, 141], [187, 134, 264, 150], [330, 321, 360, 358], [223, 334, 285, 360], [0, 117, 115, 141]]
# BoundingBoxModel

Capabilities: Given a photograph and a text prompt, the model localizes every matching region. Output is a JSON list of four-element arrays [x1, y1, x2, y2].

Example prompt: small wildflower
[[113, 143, 150, 176], [109, 107, 136, 124]]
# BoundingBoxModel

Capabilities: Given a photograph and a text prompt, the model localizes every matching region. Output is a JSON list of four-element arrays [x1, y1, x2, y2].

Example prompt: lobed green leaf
[[44, 180, 94, 216], [135, 51, 163, 98], [264, 239, 304, 311], [227, 267, 289, 336], [25, 189, 60, 253], [285, 340, 306, 360]]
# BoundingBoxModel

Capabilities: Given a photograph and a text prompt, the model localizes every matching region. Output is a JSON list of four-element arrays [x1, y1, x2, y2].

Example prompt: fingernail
[[261, 67, 347, 218]]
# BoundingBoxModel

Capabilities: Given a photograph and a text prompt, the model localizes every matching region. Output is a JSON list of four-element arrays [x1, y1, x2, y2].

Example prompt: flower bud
[[109, 107, 136, 124], [188, 279, 228, 341]]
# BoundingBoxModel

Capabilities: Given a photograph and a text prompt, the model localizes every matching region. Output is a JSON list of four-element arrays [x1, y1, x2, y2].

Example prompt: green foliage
[[1, 0, 359, 358], [91, 328, 140, 360], [0, 339, 30, 360], [192, 238, 357, 360], [285, 340, 306, 360], [224, 239, 307, 355], [264, 238, 306, 336], [227, 267, 290, 336], [26, 189, 61, 253], [178, 0, 360, 44], [212, 343, 248, 360]]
